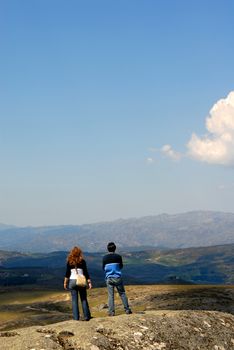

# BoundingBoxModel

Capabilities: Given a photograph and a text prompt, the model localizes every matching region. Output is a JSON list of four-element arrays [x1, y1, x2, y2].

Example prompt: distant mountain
[[0, 223, 15, 230], [0, 211, 234, 252]]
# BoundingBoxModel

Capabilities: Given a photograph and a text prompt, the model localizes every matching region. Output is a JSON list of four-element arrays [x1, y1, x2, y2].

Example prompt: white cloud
[[146, 157, 155, 164], [161, 144, 182, 161], [218, 183, 234, 191], [187, 91, 234, 165]]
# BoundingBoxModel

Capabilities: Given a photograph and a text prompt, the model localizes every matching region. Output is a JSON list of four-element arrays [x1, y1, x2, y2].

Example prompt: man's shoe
[[108, 313, 115, 316], [126, 309, 132, 314]]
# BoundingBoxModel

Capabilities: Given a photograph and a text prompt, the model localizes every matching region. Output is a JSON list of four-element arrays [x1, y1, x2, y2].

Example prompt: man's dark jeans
[[106, 277, 130, 315]]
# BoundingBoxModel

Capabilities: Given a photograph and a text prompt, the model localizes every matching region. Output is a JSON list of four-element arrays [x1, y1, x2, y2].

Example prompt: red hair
[[67, 246, 83, 265]]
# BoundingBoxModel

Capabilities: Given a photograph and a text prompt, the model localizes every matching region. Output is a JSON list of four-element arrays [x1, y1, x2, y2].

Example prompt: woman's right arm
[[83, 260, 92, 289]]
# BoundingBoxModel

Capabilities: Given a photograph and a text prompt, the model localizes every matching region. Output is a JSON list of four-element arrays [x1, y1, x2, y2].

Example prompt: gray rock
[[0, 310, 234, 350]]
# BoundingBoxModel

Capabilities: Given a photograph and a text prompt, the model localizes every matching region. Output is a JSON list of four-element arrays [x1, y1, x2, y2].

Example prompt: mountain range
[[0, 211, 234, 253]]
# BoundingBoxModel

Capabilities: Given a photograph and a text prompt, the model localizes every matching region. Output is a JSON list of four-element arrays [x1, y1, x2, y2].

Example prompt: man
[[102, 242, 132, 316]]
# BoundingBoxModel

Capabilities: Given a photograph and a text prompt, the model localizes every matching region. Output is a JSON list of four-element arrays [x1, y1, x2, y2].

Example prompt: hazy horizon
[[1, 209, 234, 228]]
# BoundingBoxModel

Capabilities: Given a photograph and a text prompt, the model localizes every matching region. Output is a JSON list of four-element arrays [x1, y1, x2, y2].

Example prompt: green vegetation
[[0, 243, 233, 287]]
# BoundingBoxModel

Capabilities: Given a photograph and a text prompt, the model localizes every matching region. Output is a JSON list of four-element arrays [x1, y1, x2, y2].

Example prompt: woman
[[64, 246, 92, 321]]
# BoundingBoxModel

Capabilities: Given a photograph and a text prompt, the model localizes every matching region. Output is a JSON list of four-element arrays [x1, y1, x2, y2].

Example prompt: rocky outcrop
[[0, 310, 234, 350]]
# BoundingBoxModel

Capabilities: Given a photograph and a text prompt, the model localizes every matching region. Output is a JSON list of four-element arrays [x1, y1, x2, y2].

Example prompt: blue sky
[[0, 0, 234, 226]]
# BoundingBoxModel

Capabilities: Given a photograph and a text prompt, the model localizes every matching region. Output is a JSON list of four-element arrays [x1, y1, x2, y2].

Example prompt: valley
[[0, 243, 233, 287]]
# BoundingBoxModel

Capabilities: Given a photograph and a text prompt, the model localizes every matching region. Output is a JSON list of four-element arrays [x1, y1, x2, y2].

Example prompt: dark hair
[[107, 242, 116, 252]]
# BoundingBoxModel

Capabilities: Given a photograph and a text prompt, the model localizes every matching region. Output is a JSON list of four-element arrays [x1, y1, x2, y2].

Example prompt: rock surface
[[0, 310, 234, 350]]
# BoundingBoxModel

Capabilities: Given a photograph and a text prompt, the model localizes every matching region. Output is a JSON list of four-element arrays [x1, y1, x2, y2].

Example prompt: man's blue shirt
[[102, 252, 123, 279]]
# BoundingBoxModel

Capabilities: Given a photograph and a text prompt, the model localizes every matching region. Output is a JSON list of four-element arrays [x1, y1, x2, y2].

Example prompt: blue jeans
[[106, 277, 130, 315], [68, 279, 91, 320]]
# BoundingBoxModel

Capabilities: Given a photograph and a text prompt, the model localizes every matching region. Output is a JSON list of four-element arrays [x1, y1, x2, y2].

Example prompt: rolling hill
[[0, 243, 233, 286]]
